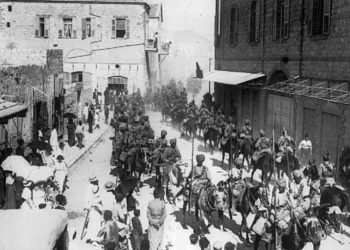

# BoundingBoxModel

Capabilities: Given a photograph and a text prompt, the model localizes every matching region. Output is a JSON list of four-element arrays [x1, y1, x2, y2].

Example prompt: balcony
[[145, 39, 158, 52]]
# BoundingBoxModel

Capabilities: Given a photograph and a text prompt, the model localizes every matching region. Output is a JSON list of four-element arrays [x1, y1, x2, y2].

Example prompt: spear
[[189, 79, 196, 213], [273, 114, 277, 248]]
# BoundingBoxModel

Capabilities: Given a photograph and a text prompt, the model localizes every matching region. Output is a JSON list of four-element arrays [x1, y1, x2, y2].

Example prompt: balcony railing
[[145, 39, 158, 52]]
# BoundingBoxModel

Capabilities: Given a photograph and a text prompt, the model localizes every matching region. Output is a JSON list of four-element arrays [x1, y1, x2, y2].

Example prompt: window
[[59, 17, 77, 38], [112, 17, 130, 38], [72, 72, 83, 83], [307, 0, 332, 36], [63, 18, 73, 38], [273, 0, 290, 40], [215, 0, 222, 46], [8, 5, 12, 12], [248, 0, 260, 43], [35, 16, 49, 38], [229, 6, 239, 46], [82, 18, 94, 39], [6, 22, 10, 28]]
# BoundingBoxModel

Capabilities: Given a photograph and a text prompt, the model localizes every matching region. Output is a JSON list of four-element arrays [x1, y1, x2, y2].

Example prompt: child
[[97, 210, 119, 247], [54, 155, 68, 193], [131, 209, 143, 250], [95, 110, 100, 129], [104, 105, 110, 124], [55, 194, 67, 210]]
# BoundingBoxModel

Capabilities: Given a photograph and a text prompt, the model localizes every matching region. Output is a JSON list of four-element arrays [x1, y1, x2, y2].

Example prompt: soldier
[[241, 119, 252, 138], [289, 170, 310, 219], [254, 130, 272, 161], [273, 178, 292, 250], [189, 154, 212, 181], [162, 139, 182, 189], [318, 152, 335, 186], [277, 129, 295, 162]]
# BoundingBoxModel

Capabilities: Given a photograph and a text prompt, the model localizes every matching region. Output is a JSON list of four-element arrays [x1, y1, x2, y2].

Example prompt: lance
[[189, 79, 196, 212], [273, 114, 278, 248]]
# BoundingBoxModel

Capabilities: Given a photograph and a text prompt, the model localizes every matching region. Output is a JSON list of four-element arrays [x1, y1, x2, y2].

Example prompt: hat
[[56, 155, 64, 161], [213, 241, 222, 250], [196, 154, 205, 163], [245, 119, 251, 125], [234, 157, 243, 166], [276, 178, 286, 188], [170, 138, 176, 144], [224, 242, 236, 250], [89, 176, 98, 183], [189, 233, 198, 244], [323, 152, 330, 161], [23, 179, 32, 187], [199, 237, 210, 248], [104, 181, 116, 191], [115, 192, 124, 202], [55, 194, 67, 206], [161, 130, 167, 135], [293, 169, 302, 179]]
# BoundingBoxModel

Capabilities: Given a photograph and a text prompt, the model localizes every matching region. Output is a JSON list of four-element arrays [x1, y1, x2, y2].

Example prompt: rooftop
[[5, 0, 149, 6]]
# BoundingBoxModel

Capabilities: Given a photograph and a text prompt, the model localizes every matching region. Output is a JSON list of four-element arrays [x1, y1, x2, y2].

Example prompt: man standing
[[147, 188, 166, 250], [298, 133, 312, 167], [162, 138, 182, 188]]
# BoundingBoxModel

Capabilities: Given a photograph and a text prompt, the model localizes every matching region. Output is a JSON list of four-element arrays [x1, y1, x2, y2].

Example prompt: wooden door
[[321, 112, 340, 164]]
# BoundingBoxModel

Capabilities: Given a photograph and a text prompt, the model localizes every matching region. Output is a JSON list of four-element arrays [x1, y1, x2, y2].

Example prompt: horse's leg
[[221, 150, 225, 167], [254, 234, 262, 250], [251, 166, 257, 182], [239, 213, 246, 239]]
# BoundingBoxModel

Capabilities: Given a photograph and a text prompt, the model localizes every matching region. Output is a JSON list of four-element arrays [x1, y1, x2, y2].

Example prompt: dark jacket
[[131, 216, 143, 236]]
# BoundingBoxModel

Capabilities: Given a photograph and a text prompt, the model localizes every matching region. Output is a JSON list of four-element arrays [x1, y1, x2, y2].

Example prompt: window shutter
[[214, 14, 218, 46], [91, 17, 95, 37], [255, 0, 260, 42], [307, 0, 313, 36], [73, 17, 77, 38], [283, 0, 290, 39], [112, 19, 116, 38], [323, 0, 331, 35], [272, 0, 277, 40], [82, 18, 86, 39], [234, 8, 239, 45], [35, 17, 39, 37], [125, 19, 130, 39], [247, 2, 251, 42], [44, 17, 49, 38]]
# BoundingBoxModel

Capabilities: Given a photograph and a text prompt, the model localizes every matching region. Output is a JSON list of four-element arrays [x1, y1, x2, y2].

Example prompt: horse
[[250, 153, 274, 188], [318, 186, 350, 233], [303, 159, 320, 183], [197, 117, 207, 138], [220, 135, 237, 167], [281, 216, 326, 250], [203, 127, 219, 153], [161, 105, 171, 120], [236, 137, 255, 169], [236, 185, 269, 243], [181, 117, 197, 137], [276, 151, 300, 180], [192, 179, 228, 233]]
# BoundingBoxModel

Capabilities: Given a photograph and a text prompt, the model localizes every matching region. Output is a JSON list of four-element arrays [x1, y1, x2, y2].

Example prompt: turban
[[277, 178, 286, 188], [196, 154, 205, 163]]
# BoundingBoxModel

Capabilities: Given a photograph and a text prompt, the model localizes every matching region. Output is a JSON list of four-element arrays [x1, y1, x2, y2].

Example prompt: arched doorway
[[268, 70, 288, 85], [108, 76, 128, 95]]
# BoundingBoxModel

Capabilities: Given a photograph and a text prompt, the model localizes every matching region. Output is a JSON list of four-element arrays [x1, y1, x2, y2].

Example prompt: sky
[[146, 0, 215, 41]]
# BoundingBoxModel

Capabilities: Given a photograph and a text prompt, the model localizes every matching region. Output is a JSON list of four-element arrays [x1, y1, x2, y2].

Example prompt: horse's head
[[303, 217, 327, 244], [327, 206, 343, 233]]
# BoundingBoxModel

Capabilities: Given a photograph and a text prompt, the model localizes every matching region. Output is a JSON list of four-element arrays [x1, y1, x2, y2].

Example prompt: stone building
[[0, 50, 64, 146], [0, 0, 161, 97], [208, 0, 350, 164]]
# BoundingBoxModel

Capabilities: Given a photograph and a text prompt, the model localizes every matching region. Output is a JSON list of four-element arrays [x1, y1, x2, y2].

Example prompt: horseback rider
[[162, 139, 182, 188], [220, 116, 236, 146], [289, 169, 311, 219], [276, 129, 295, 163], [253, 130, 272, 162], [318, 152, 335, 186], [273, 178, 292, 250], [203, 112, 215, 135], [140, 121, 155, 146], [240, 119, 252, 138], [189, 154, 212, 181]]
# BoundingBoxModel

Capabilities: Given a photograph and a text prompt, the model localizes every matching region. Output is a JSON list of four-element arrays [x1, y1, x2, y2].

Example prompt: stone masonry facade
[[214, 0, 350, 164], [0, 0, 152, 94]]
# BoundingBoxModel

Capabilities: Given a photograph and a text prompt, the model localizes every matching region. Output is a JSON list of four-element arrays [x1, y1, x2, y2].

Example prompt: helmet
[[245, 119, 251, 125]]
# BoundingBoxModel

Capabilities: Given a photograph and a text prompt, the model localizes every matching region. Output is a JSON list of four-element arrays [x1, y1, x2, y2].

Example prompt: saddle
[[198, 186, 216, 213], [192, 179, 210, 196]]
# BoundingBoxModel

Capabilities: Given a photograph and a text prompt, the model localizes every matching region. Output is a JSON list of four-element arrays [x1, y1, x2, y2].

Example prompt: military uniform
[[254, 131, 272, 161], [161, 139, 181, 187], [189, 154, 212, 181]]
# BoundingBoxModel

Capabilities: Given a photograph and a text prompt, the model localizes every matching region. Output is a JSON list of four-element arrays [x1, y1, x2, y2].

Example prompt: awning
[[203, 70, 265, 86], [265, 79, 350, 105], [0, 99, 28, 123]]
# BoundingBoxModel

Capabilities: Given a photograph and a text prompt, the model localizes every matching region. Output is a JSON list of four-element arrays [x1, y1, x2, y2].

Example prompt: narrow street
[[64, 111, 350, 250]]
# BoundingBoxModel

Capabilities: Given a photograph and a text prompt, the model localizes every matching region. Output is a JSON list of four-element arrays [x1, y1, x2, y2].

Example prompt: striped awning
[[0, 99, 28, 123]]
